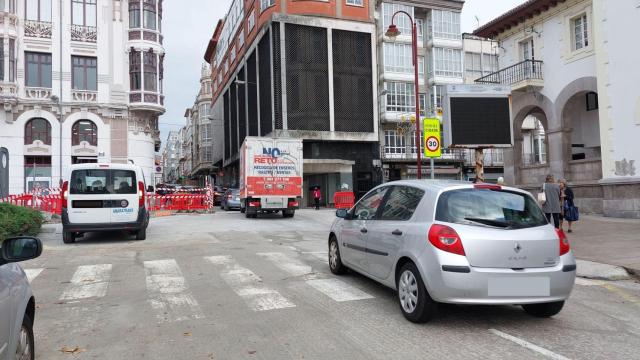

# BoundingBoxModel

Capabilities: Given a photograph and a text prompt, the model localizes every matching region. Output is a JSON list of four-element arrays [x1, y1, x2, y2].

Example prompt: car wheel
[[397, 262, 436, 323], [62, 231, 75, 244], [224, 204, 229, 211], [522, 301, 565, 318], [328, 236, 347, 275], [136, 227, 147, 241], [16, 313, 35, 360]]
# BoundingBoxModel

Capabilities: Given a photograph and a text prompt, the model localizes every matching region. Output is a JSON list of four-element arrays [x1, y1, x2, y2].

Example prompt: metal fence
[[475, 60, 543, 85]]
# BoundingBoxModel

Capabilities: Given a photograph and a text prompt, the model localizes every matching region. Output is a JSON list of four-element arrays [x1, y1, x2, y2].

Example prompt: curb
[[575, 259, 632, 281]]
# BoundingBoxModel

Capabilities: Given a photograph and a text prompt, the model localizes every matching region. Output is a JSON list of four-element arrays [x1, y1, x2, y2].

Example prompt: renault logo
[[514, 242, 522, 253]]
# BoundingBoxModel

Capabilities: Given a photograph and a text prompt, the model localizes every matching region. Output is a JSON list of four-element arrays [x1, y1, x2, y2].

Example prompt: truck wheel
[[136, 227, 147, 240], [63, 231, 75, 244], [240, 207, 245, 213]]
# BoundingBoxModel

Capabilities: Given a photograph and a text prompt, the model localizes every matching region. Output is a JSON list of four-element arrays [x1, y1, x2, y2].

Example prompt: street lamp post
[[386, 11, 422, 179]]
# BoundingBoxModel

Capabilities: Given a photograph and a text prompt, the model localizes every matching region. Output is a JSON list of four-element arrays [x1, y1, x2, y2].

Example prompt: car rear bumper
[[62, 208, 149, 233], [419, 252, 576, 305]]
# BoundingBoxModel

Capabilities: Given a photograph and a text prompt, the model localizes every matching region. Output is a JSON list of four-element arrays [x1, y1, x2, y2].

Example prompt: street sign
[[423, 118, 441, 158]]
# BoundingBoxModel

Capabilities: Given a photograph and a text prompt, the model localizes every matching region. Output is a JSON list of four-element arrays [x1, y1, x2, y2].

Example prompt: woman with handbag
[[541, 175, 562, 228], [559, 179, 577, 233]]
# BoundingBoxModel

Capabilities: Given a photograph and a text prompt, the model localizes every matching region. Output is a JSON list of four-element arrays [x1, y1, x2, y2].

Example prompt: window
[[416, 19, 424, 43], [573, 14, 589, 50], [380, 186, 425, 221], [383, 43, 412, 73], [418, 56, 425, 75], [72, 120, 97, 146], [385, 82, 415, 113], [230, 46, 236, 62], [419, 93, 426, 116], [431, 85, 443, 108], [465, 52, 482, 79], [384, 130, 405, 156], [72, 56, 97, 91], [72, 0, 96, 27], [129, 1, 140, 28], [129, 50, 141, 90], [70, 169, 137, 195], [520, 39, 532, 60], [383, 3, 413, 36], [433, 48, 462, 77], [143, 0, 156, 30], [143, 51, 157, 91], [25, 118, 51, 145], [8, 39, 15, 82], [25, 52, 52, 88], [224, 59, 229, 74], [25, 0, 51, 22], [0, 41, 3, 81], [432, 10, 461, 40], [410, 130, 424, 154], [261, 0, 275, 12], [248, 9, 256, 31], [346, 0, 363, 5], [353, 187, 389, 220], [482, 53, 498, 73], [238, 29, 245, 48]]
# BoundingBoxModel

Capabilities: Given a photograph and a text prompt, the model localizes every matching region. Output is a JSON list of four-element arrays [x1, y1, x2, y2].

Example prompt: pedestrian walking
[[541, 174, 562, 228], [313, 187, 321, 210], [559, 179, 577, 233]]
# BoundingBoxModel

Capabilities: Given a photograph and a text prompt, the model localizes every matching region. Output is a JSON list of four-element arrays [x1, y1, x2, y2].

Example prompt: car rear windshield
[[435, 188, 547, 229], [70, 169, 137, 195]]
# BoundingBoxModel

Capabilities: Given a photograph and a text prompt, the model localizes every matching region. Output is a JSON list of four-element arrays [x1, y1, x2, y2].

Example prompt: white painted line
[[60, 264, 112, 301], [205, 256, 295, 311], [306, 278, 373, 302], [23, 268, 44, 283], [574, 278, 605, 286], [144, 259, 204, 323], [307, 252, 329, 264], [257, 252, 313, 277], [488, 329, 572, 360]]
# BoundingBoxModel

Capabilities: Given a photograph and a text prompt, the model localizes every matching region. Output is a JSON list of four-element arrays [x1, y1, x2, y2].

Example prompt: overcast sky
[[159, 0, 528, 144]]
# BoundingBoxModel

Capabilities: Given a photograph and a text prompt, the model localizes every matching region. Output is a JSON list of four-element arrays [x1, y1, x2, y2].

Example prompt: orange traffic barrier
[[333, 191, 355, 209]]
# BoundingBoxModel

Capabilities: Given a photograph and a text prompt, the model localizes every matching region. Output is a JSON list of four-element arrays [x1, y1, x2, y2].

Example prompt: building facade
[[185, 64, 215, 186], [204, 0, 381, 204], [0, 0, 165, 197], [474, 0, 640, 218], [161, 130, 178, 183]]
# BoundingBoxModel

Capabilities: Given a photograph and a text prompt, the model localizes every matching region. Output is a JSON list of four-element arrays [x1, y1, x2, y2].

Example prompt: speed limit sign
[[423, 118, 441, 158]]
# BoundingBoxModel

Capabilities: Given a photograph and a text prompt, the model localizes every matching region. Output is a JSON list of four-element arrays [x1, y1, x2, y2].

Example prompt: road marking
[[23, 268, 44, 283], [60, 264, 112, 301], [302, 251, 329, 264], [306, 279, 374, 302], [488, 329, 572, 360], [602, 283, 640, 306], [574, 278, 605, 286], [144, 259, 204, 323], [205, 255, 295, 311], [257, 252, 313, 277]]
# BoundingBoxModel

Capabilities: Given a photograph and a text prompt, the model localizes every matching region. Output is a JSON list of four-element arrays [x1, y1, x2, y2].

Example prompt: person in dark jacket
[[559, 179, 575, 233]]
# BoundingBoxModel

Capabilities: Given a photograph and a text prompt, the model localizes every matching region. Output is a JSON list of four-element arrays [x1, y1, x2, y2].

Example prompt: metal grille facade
[[223, 90, 230, 160], [285, 24, 330, 131], [230, 82, 238, 156], [258, 33, 272, 136], [247, 50, 259, 136], [272, 23, 283, 130], [332, 30, 373, 132], [237, 66, 247, 146]]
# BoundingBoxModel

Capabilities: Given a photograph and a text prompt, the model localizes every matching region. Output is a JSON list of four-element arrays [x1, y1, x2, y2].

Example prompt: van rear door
[[109, 169, 139, 223]]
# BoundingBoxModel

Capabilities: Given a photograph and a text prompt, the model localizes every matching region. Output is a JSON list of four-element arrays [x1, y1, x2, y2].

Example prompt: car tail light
[[557, 229, 570, 256], [249, 201, 261, 207], [138, 181, 145, 207], [227, 194, 232, 199], [61, 181, 69, 209], [288, 201, 298, 208], [428, 224, 465, 256]]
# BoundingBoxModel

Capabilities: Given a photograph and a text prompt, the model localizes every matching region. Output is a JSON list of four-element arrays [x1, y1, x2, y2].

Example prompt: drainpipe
[[58, 0, 63, 187]]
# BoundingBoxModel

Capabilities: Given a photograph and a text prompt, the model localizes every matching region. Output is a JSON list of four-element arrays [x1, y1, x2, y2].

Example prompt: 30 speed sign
[[423, 118, 441, 158]]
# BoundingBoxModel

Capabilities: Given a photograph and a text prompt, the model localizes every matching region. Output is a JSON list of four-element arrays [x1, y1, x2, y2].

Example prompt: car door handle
[[360, 228, 368, 234], [392, 229, 403, 236]]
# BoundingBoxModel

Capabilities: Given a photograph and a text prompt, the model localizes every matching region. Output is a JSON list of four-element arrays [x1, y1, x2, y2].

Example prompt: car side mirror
[[336, 209, 348, 219], [1, 237, 42, 265], [147, 185, 154, 192]]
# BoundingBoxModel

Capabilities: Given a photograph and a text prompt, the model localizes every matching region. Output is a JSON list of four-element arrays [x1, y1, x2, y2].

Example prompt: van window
[[70, 169, 137, 195], [435, 188, 547, 229]]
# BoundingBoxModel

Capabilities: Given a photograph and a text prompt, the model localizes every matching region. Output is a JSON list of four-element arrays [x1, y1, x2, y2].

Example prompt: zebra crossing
[[24, 251, 375, 322]]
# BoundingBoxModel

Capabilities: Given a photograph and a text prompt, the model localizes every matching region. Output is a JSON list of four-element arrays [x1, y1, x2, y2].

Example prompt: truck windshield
[[70, 169, 137, 195], [435, 188, 547, 229]]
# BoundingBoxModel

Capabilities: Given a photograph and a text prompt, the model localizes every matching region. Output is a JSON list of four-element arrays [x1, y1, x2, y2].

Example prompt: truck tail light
[[557, 229, 570, 256], [428, 224, 465, 256], [288, 201, 298, 208], [138, 181, 145, 207], [61, 181, 69, 209], [249, 201, 261, 207]]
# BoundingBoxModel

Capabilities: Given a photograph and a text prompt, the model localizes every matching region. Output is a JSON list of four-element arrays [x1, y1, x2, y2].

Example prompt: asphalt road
[[22, 209, 640, 360]]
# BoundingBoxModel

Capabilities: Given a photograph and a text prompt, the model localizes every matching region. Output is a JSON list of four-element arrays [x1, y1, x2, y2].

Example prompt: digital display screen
[[449, 97, 511, 146]]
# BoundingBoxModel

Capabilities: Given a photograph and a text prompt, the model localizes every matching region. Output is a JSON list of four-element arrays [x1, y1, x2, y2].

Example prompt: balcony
[[381, 147, 466, 162], [475, 60, 544, 91], [24, 87, 51, 100], [129, 91, 165, 113], [128, 29, 163, 44], [70, 24, 97, 43], [24, 20, 52, 39], [71, 90, 97, 103]]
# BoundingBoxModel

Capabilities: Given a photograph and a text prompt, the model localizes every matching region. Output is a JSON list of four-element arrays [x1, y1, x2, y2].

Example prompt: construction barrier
[[0, 193, 63, 215], [333, 191, 355, 209]]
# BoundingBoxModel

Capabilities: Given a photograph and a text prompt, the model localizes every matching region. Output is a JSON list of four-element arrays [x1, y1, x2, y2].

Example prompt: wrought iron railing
[[71, 24, 97, 43], [475, 60, 543, 85], [24, 20, 52, 39]]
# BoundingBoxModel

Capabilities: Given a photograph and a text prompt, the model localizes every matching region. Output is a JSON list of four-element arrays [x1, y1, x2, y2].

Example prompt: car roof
[[377, 180, 530, 196], [69, 163, 141, 171]]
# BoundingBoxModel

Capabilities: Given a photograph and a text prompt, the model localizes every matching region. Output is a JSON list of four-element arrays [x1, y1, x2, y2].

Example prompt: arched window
[[24, 118, 51, 145], [72, 120, 97, 146]]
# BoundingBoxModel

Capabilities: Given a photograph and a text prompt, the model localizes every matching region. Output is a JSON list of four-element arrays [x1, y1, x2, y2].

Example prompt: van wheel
[[397, 262, 437, 323], [63, 231, 75, 244], [136, 227, 147, 241], [522, 301, 565, 318]]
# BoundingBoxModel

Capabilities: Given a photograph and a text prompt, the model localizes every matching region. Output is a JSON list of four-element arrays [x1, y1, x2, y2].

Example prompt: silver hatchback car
[[329, 180, 576, 323]]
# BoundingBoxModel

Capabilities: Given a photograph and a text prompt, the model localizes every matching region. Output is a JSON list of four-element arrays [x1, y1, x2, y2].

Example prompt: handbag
[[537, 183, 547, 204], [565, 205, 580, 222]]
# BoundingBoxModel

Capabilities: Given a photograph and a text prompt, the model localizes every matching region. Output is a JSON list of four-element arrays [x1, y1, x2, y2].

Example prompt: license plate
[[263, 198, 283, 208], [488, 277, 550, 297]]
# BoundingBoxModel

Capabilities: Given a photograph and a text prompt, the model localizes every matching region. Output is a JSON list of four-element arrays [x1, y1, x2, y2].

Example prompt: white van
[[61, 163, 150, 243]]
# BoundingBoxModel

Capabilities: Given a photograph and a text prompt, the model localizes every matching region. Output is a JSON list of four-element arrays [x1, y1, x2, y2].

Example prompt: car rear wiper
[[464, 217, 511, 228]]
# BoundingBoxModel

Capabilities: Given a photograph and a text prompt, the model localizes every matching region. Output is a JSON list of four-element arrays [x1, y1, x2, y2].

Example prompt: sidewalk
[[567, 214, 640, 275]]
